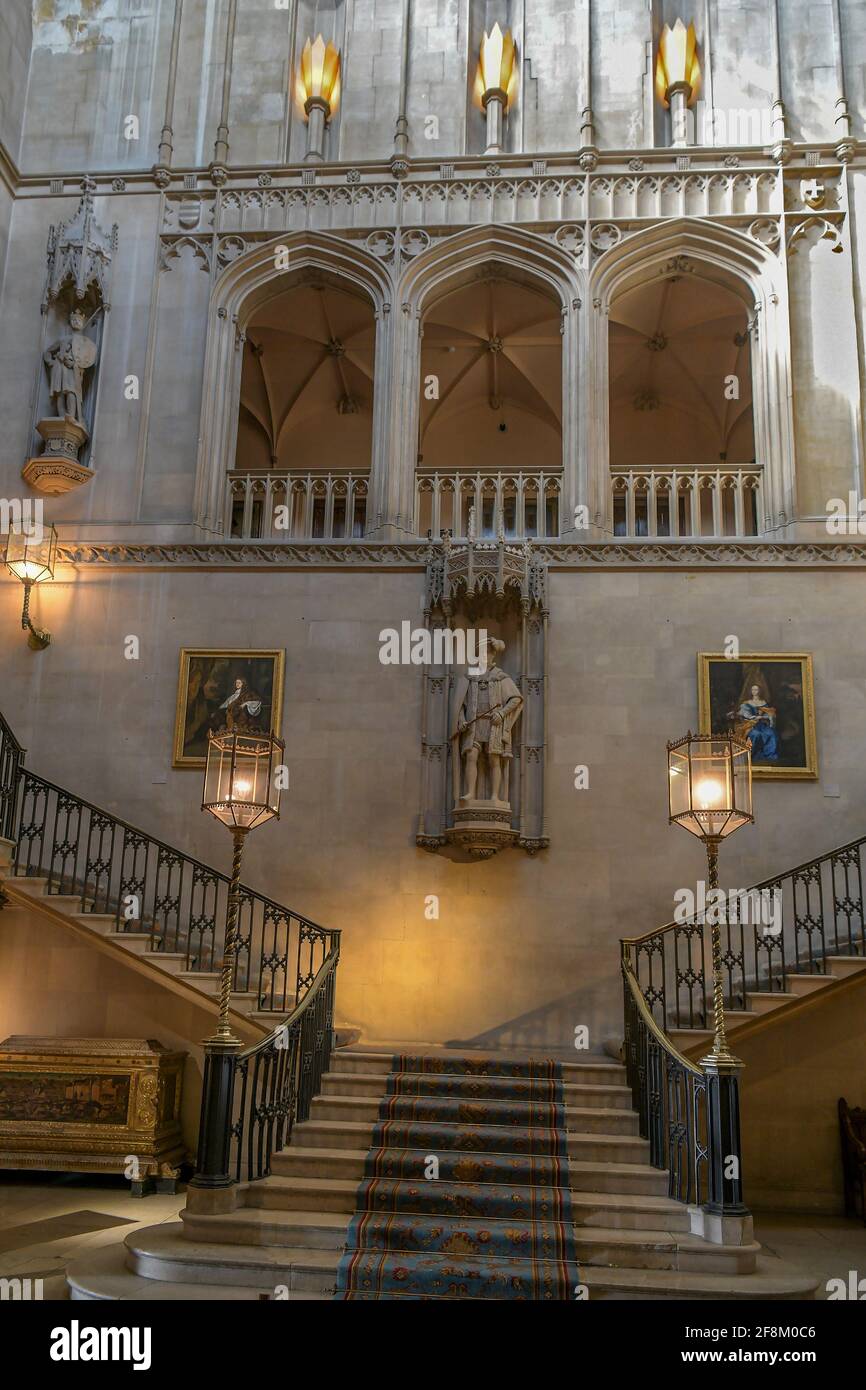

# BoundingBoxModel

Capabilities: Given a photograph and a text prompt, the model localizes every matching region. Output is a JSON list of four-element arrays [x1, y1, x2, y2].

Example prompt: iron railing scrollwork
[[0, 705, 342, 1191], [622, 946, 708, 1206], [228, 940, 339, 1183], [10, 767, 336, 1014], [0, 710, 24, 844], [622, 831, 866, 1212], [627, 834, 866, 1036]]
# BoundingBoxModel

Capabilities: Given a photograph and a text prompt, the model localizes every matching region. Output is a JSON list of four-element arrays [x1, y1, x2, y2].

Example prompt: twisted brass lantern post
[[668, 730, 753, 1229], [191, 728, 284, 1192]]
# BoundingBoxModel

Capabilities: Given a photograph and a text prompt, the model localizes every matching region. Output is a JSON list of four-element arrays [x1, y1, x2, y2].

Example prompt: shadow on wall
[[444, 983, 623, 1059]]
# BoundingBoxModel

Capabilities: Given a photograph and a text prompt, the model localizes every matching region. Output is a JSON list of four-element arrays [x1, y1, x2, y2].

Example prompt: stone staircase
[[0, 848, 358, 1047], [66, 1047, 817, 1300], [668, 956, 866, 1058], [2, 869, 282, 1041]]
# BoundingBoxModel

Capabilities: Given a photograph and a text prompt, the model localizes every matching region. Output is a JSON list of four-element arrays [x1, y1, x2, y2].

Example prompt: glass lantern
[[202, 730, 284, 831], [5, 522, 58, 585], [668, 731, 753, 841]]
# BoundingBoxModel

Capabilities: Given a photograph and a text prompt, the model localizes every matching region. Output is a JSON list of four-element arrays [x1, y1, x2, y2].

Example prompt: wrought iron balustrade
[[0, 705, 342, 1196], [416, 469, 562, 541], [226, 942, 339, 1183], [627, 833, 866, 1036], [11, 767, 338, 1016], [622, 952, 708, 1205], [621, 831, 866, 1209], [0, 710, 24, 843], [228, 469, 368, 541], [611, 466, 762, 539]]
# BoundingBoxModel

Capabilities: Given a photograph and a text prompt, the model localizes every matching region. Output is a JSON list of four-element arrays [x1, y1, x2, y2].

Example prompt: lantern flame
[[473, 23, 518, 111], [655, 18, 701, 107], [296, 35, 341, 114]]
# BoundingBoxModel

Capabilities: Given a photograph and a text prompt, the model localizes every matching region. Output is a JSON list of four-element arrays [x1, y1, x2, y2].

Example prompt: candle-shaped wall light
[[296, 35, 341, 163], [655, 18, 702, 147], [473, 23, 518, 156]]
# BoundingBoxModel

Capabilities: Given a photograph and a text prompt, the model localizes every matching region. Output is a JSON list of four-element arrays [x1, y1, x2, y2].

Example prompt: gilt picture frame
[[172, 648, 285, 769], [697, 653, 817, 780]]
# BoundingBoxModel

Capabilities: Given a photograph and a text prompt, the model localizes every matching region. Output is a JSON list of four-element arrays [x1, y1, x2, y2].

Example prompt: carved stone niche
[[22, 186, 117, 495], [416, 531, 549, 860]]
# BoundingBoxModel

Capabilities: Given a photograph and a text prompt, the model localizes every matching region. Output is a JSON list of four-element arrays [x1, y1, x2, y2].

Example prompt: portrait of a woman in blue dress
[[732, 682, 780, 762]]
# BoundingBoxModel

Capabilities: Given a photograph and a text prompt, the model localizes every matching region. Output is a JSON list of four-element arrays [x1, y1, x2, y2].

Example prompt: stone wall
[[738, 971, 866, 1214], [2, 559, 865, 1049], [12, 1, 866, 173]]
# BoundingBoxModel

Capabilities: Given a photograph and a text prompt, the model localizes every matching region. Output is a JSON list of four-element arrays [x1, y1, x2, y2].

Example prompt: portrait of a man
[[173, 649, 285, 767]]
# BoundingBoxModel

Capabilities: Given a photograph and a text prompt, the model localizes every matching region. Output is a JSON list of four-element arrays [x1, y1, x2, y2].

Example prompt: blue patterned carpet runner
[[334, 1054, 580, 1300]]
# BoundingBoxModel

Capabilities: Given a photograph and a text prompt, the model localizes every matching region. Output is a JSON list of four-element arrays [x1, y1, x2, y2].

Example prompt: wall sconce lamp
[[474, 24, 518, 156], [655, 18, 702, 147], [4, 522, 57, 651], [296, 35, 341, 163]]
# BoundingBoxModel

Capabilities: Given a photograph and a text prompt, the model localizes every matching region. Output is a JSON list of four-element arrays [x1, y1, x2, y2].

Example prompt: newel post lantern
[[190, 729, 284, 1192], [668, 730, 753, 1240]]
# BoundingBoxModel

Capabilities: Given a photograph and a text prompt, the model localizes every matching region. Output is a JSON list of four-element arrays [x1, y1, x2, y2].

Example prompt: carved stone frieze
[[53, 540, 866, 570]]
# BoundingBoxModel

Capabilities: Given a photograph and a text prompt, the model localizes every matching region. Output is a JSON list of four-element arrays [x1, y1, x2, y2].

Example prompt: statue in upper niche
[[43, 309, 97, 427]]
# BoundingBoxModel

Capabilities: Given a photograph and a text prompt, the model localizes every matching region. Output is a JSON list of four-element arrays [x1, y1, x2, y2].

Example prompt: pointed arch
[[372, 224, 585, 539], [587, 218, 795, 534], [193, 232, 393, 536]]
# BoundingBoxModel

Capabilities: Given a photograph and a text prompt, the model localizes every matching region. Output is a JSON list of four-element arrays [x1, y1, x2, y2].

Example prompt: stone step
[[287, 1117, 648, 1164], [308, 1093, 639, 1134], [270, 1145, 671, 1195], [66, 1244, 272, 1301], [176, 971, 221, 995], [333, 1048, 627, 1084], [127, 1223, 339, 1294], [66, 1232, 816, 1302], [244, 1174, 691, 1231], [785, 974, 836, 997], [180, 1206, 349, 1252], [175, 1205, 758, 1277], [141, 951, 191, 975], [319, 1070, 634, 1109], [745, 991, 798, 1015], [582, 1258, 817, 1301], [822, 955, 866, 979], [568, 1227, 759, 1275]]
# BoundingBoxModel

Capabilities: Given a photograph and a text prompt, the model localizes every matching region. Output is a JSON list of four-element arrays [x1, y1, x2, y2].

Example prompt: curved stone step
[[67, 1244, 269, 1301], [583, 1258, 818, 1301], [67, 1225, 339, 1299]]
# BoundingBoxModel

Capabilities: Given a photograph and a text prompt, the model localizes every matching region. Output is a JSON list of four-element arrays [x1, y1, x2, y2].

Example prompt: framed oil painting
[[698, 653, 817, 780], [173, 649, 285, 769]]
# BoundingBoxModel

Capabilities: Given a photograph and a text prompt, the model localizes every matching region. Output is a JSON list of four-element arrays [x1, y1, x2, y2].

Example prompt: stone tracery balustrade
[[228, 469, 368, 540], [416, 469, 562, 541], [164, 164, 800, 257], [611, 465, 762, 539]]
